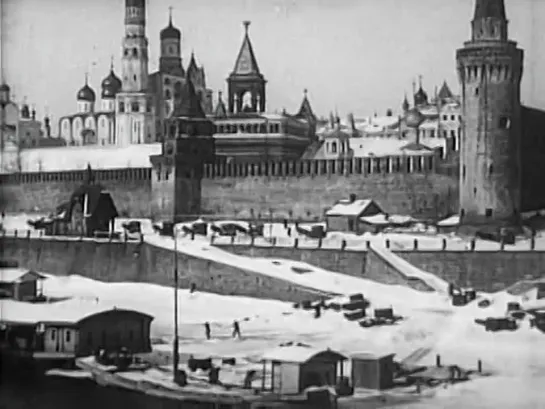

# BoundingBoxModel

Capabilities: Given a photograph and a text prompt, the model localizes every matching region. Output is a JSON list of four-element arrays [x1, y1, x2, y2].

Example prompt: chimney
[[349, 193, 357, 203]]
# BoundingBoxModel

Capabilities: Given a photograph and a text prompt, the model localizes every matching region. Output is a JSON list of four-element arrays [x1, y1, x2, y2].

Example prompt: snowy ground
[[3, 213, 545, 251], [21, 273, 545, 409], [2, 213, 545, 407]]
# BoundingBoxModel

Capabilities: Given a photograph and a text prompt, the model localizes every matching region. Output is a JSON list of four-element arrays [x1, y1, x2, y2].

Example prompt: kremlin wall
[[0, 156, 458, 219]]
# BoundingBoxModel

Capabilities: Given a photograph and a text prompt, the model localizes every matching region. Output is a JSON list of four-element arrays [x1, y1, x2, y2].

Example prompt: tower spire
[[110, 55, 114, 71], [169, 6, 173, 25], [243, 20, 250, 34]]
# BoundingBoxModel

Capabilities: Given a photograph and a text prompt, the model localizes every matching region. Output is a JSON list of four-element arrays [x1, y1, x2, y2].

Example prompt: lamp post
[[173, 224, 180, 378]]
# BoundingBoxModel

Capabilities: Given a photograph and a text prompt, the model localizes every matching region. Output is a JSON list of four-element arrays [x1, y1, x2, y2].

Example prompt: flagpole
[[173, 226, 179, 378]]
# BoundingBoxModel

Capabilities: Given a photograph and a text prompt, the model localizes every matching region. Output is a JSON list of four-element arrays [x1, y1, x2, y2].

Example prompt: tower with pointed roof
[[150, 77, 215, 222], [159, 7, 185, 77], [456, 0, 523, 225], [413, 75, 428, 107], [227, 21, 266, 114]]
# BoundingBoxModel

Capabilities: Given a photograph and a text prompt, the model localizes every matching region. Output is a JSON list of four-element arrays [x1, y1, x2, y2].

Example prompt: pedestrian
[[232, 320, 241, 339], [190, 283, 197, 294], [1, 211, 4, 221], [204, 322, 211, 340], [314, 304, 321, 319]]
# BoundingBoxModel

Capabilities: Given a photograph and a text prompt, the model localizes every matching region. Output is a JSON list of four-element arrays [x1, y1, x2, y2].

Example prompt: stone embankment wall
[[215, 243, 545, 291], [0, 236, 337, 303]]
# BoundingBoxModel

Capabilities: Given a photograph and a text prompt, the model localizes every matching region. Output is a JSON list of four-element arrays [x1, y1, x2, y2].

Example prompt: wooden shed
[[325, 196, 382, 233], [0, 268, 46, 301], [351, 352, 395, 390], [0, 300, 153, 362], [261, 344, 347, 395]]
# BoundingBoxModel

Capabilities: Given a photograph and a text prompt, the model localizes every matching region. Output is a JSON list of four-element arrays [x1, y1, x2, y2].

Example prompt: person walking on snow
[[204, 322, 211, 340], [232, 320, 241, 339]]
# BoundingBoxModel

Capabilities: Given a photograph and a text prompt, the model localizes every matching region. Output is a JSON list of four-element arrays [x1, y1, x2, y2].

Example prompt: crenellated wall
[[0, 155, 457, 218]]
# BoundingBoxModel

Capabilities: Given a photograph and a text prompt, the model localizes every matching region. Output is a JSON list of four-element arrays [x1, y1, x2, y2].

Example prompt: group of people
[[204, 320, 242, 340]]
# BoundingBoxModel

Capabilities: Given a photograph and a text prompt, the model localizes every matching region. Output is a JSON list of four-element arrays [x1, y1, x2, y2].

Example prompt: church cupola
[[20, 101, 30, 119], [0, 83, 11, 104], [160, 8, 181, 40], [413, 76, 428, 107], [159, 7, 185, 76], [77, 74, 96, 113], [101, 58, 122, 99]]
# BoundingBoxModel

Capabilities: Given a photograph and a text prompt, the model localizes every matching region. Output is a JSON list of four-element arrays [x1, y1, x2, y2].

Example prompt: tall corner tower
[[456, 0, 524, 225], [121, 0, 149, 92]]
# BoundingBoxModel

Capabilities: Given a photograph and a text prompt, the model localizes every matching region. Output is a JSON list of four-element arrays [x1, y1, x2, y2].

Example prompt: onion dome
[[414, 87, 428, 106], [405, 107, 424, 128], [77, 74, 96, 102], [160, 9, 181, 40], [101, 63, 122, 99], [0, 83, 10, 92]]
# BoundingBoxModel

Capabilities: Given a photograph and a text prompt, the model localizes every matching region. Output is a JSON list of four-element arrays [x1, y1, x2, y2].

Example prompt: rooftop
[[326, 199, 375, 217], [0, 297, 152, 326], [0, 268, 45, 283], [261, 344, 347, 364]]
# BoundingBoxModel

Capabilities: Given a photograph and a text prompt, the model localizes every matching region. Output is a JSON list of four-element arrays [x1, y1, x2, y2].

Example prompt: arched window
[[331, 141, 337, 154], [132, 48, 138, 57], [489, 164, 494, 175], [164, 78, 171, 85], [165, 89, 171, 99]]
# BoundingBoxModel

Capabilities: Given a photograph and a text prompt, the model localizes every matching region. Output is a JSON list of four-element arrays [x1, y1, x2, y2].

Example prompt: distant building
[[210, 22, 317, 163], [57, 1, 213, 147], [0, 83, 64, 172]]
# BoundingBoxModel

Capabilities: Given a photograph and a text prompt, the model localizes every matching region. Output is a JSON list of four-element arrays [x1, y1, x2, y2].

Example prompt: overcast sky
[[2, 0, 544, 128]]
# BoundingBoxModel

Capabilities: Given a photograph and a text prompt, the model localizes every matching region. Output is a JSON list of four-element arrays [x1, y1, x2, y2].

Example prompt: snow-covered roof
[[0, 298, 152, 325], [9, 144, 163, 173], [360, 214, 417, 226], [360, 213, 390, 225], [326, 199, 376, 217], [419, 119, 439, 130], [349, 136, 444, 157], [262, 345, 346, 364], [437, 215, 460, 227], [0, 268, 45, 283]]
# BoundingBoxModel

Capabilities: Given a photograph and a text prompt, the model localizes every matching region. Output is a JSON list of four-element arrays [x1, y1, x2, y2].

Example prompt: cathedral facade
[[57, 0, 213, 147]]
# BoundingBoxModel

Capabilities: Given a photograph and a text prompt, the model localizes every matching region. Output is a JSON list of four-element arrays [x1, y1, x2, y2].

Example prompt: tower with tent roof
[[227, 21, 267, 114], [149, 77, 215, 222]]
